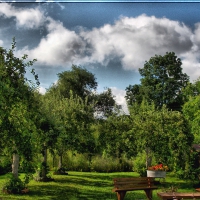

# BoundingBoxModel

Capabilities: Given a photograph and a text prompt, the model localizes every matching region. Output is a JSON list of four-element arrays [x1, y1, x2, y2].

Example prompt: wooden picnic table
[[157, 192, 200, 200]]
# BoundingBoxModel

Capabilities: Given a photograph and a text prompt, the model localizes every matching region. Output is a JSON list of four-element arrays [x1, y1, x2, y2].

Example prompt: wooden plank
[[157, 192, 200, 199], [114, 187, 158, 192], [113, 177, 154, 181]]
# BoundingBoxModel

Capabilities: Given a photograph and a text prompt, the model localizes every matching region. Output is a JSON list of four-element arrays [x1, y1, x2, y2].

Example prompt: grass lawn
[[0, 171, 198, 200]]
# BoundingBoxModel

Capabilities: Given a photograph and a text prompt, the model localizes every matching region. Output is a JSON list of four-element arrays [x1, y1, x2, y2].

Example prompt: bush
[[91, 156, 119, 172], [90, 155, 133, 173], [3, 175, 25, 194], [63, 152, 90, 172], [133, 152, 147, 177]]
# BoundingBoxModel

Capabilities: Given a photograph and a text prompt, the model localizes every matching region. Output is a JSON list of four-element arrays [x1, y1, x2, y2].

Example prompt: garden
[[1, 40, 200, 199]]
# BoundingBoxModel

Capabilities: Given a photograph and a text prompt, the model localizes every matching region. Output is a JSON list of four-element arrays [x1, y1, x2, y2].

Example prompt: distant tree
[[47, 65, 117, 117], [49, 65, 97, 100], [125, 84, 143, 106], [126, 52, 189, 111], [94, 88, 117, 117], [182, 77, 200, 103]]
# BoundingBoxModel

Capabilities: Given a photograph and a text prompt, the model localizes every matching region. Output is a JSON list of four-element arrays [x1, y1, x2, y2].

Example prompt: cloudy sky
[[1, 2, 200, 113]]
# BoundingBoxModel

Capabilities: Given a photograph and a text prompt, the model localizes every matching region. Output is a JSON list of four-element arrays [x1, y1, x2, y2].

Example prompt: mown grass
[[0, 171, 198, 200]]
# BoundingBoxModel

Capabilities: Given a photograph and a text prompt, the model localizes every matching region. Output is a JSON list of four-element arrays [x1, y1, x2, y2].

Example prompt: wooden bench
[[157, 192, 200, 200], [113, 177, 158, 200]]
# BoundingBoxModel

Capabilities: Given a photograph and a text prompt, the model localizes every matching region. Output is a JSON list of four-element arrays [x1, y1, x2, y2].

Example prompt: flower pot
[[147, 170, 166, 178]]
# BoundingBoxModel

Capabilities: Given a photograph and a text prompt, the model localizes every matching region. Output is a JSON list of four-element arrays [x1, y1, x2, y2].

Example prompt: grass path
[[0, 171, 198, 200]]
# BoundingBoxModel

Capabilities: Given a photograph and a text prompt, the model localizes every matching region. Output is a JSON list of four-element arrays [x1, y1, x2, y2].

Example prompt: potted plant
[[147, 163, 168, 178]]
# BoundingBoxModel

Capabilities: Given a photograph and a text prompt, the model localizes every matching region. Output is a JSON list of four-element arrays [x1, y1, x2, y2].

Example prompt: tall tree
[[126, 52, 189, 111], [128, 100, 193, 175], [43, 90, 95, 171], [0, 38, 39, 178]]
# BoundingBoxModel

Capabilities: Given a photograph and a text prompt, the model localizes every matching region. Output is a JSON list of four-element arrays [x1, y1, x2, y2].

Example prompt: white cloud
[[17, 17, 86, 66], [111, 87, 129, 114], [0, 3, 45, 29], [19, 13, 197, 82], [2, 3, 199, 83], [80, 14, 193, 71], [38, 86, 46, 94]]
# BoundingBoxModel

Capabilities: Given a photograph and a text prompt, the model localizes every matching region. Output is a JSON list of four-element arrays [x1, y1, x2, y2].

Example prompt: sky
[[1, 1, 200, 113]]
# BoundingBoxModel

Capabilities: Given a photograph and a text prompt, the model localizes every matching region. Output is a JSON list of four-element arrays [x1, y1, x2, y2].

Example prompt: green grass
[[0, 172, 198, 200]]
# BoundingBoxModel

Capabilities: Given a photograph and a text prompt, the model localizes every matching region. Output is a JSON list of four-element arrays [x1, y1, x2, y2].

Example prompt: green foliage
[[0, 156, 11, 175], [96, 114, 132, 159], [126, 52, 189, 111], [0, 38, 40, 179], [132, 151, 147, 177], [183, 95, 200, 143], [50, 151, 133, 173], [94, 88, 117, 117], [48, 65, 97, 100], [127, 100, 193, 174], [3, 175, 26, 194]]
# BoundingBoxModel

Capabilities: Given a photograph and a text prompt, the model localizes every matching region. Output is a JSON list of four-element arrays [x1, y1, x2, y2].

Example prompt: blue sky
[[1, 1, 200, 112]]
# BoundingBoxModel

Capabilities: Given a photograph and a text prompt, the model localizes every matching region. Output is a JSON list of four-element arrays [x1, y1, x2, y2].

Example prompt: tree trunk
[[42, 146, 48, 179], [145, 147, 152, 169], [58, 154, 62, 169], [12, 153, 19, 178]]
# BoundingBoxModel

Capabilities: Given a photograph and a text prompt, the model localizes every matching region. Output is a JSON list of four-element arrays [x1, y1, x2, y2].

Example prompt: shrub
[[3, 175, 25, 194], [91, 156, 133, 173], [133, 152, 147, 177], [49, 151, 133, 173]]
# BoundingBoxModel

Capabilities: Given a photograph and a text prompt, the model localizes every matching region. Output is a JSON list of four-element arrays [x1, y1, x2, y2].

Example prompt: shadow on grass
[[26, 172, 148, 200], [1, 172, 196, 200]]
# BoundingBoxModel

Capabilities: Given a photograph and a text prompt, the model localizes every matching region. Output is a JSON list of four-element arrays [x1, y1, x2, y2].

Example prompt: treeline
[[1, 39, 200, 192]]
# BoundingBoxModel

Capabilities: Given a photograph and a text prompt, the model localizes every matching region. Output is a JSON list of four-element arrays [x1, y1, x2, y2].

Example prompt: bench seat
[[113, 177, 158, 200]]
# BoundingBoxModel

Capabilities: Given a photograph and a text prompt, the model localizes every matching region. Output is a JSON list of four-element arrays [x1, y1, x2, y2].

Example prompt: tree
[[125, 84, 143, 106], [96, 114, 132, 166], [47, 65, 117, 117], [183, 95, 200, 143], [128, 100, 193, 176], [182, 77, 200, 103], [43, 90, 96, 172], [94, 88, 117, 118], [48, 65, 97, 100], [0, 38, 39, 179], [126, 52, 189, 111], [32, 92, 59, 181]]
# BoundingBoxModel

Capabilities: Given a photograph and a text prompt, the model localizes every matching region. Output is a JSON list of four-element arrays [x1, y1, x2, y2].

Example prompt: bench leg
[[144, 190, 153, 200], [116, 191, 126, 200]]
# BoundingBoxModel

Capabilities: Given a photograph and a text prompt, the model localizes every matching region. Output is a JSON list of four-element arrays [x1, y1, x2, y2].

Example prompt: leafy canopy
[[126, 52, 189, 111]]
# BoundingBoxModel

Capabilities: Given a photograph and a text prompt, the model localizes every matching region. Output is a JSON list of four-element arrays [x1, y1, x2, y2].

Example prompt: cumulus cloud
[[0, 3, 45, 29], [2, 3, 200, 83], [17, 12, 198, 81], [80, 14, 193, 71]]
